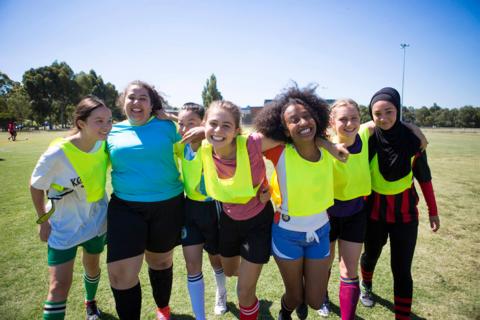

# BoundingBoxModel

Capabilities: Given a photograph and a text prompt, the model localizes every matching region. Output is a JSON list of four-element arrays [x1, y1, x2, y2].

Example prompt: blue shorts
[[271, 222, 331, 260]]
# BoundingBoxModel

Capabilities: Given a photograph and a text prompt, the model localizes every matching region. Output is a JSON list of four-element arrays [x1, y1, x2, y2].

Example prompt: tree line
[[1, 62, 478, 129], [0, 62, 121, 129], [356, 103, 480, 128]]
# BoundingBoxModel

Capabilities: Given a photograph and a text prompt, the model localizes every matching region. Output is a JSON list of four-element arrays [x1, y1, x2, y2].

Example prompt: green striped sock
[[43, 300, 66, 320], [84, 272, 101, 302]]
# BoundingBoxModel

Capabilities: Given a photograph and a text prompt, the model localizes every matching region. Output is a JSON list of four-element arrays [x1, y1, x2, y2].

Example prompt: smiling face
[[178, 109, 203, 137], [204, 106, 240, 150], [331, 104, 361, 142], [77, 106, 112, 141], [283, 103, 317, 144], [371, 100, 398, 130], [123, 85, 152, 125]]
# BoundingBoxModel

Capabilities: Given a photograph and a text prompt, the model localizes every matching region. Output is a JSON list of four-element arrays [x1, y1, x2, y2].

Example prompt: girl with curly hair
[[254, 84, 335, 320]]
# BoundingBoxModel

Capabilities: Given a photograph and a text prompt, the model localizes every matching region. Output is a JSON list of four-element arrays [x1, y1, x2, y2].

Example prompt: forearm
[[419, 181, 438, 216], [30, 186, 47, 217], [315, 137, 349, 162]]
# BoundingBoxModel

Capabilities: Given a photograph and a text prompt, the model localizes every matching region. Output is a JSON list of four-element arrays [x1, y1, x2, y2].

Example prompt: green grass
[[0, 129, 479, 319]]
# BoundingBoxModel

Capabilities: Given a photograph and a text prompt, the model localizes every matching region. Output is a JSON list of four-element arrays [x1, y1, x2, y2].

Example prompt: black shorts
[[329, 208, 367, 243], [107, 193, 185, 263], [219, 201, 274, 264], [181, 198, 220, 255]]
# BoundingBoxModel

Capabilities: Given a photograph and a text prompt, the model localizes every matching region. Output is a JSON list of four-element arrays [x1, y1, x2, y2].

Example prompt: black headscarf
[[368, 87, 421, 181]]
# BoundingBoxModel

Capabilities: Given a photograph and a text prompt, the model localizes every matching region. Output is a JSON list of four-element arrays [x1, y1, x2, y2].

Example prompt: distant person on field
[[30, 96, 112, 320], [359, 87, 440, 319], [7, 120, 17, 141]]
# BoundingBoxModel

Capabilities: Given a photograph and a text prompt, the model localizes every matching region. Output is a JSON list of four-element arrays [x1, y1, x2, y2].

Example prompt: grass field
[[0, 129, 479, 320]]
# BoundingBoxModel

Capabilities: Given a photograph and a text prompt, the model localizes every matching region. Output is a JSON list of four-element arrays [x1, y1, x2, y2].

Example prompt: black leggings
[[360, 219, 418, 299]]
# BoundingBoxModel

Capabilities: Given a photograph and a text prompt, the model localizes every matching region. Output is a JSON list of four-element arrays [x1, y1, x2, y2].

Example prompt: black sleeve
[[412, 151, 432, 183]]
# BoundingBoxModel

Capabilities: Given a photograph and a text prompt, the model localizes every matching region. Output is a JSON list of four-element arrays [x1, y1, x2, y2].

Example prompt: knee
[[84, 260, 100, 277], [223, 268, 237, 277], [339, 262, 358, 279], [237, 282, 255, 303], [48, 278, 71, 300], [185, 260, 202, 275], [108, 266, 138, 289], [306, 295, 322, 310], [285, 295, 303, 309], [145, 253, 173, 270]]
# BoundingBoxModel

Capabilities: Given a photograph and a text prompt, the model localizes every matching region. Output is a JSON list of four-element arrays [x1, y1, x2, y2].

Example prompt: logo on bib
[[181, 227, 187, 240]]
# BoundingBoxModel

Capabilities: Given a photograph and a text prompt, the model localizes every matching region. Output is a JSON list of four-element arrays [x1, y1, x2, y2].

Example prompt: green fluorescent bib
[[51, 138, 108, 202], [333, 127, 371, 200], [201, 135, 258, 204], [285, 144, 334, 216], [370, 154, 414, 195], [179, 144, 207, 201]]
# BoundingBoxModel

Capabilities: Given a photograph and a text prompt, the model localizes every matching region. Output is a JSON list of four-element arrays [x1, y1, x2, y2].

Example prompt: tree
[[75, 70, 121, 120], [6, 84, 31, 123], [415, 107, 432, 127], [0, 71, 16, 96], [23, 61, 79, 128], [402, 106, 416, 124], [358, 105, 370, 123], [457, 106, 480, 128], [202, 74, 223, 108]]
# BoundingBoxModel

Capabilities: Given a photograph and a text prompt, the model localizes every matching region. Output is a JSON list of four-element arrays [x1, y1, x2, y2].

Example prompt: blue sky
[[1, 0, 479, 108]]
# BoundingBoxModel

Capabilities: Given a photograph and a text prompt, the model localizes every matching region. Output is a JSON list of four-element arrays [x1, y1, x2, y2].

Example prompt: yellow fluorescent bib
[[179, 144, 208, 201], [271, 144, 334, 216], [51, 138, 108, 202], [370, 154, 414, 195], [201, 135, 259, 204], [333, 126, 371, 200]]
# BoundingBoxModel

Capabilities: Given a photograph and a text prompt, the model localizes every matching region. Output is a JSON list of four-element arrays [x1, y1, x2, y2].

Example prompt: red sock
[[394, 296, 412, 320], [339, 277, 360, 320], [360, 267, 373, 287], [240, 299, 259, 320]]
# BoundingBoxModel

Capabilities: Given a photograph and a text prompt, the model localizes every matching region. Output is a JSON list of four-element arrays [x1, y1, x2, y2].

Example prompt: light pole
[[400, 43, 410, 121]]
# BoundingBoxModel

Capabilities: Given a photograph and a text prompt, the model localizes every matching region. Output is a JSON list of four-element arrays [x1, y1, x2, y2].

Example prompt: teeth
[[299, 128, 311, 135], [132, 108, 142, 112], [211, 136, 224, 141]]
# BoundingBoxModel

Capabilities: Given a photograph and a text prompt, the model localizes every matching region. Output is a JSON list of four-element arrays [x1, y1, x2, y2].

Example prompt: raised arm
[[156, 109, 178, 122], [259, 133, 284, 152], [316, 137, 349, 162], [181, 126, 205, 144], [403, 122, 428, 151]]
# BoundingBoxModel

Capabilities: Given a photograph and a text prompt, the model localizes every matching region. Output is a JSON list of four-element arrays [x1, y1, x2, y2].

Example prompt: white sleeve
[[30, 146, 61, 190]]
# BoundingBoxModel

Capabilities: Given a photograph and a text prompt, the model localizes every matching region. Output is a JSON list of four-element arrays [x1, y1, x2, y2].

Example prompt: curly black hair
[[254, 84, 330, 143]]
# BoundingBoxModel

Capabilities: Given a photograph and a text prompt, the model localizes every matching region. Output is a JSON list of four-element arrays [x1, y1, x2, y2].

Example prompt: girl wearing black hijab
[[359, 87, 440, 319]]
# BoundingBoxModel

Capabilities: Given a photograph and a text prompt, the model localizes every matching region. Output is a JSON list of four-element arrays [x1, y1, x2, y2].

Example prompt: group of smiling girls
[[31, 80, 439, 320]]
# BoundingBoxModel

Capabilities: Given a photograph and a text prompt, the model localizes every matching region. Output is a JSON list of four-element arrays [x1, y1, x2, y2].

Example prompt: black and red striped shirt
[[366, 151, 438, 224]]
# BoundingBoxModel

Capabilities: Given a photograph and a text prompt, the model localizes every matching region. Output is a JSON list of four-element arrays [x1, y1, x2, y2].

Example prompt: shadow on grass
[[327, 301, 367, 320], [98, 311, 118, 319], [373, 293, 426, 320], [100, 311, 196, 319], [224, 299, 275, 319], [171, 314, 195, 319]]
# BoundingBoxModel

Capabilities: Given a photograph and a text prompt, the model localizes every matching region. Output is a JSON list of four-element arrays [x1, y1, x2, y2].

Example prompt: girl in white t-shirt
[[30, 96, 112, 320]]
